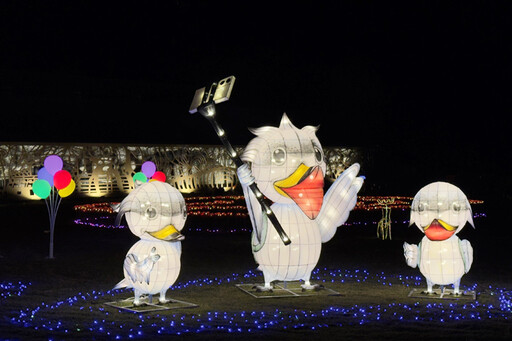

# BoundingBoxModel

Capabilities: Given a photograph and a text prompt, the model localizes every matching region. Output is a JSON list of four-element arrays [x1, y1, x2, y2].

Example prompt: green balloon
[[133, 172, 148, 183], [33, 179, 51, 199]]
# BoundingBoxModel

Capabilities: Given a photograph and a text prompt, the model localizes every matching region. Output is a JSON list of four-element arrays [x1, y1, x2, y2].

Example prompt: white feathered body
[[121, 239, 181, 295], [254, 203, 321, 282], [418, 235, 472, 286]]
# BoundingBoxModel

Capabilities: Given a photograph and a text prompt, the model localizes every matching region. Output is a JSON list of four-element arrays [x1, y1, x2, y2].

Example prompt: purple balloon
[[44, 155, 63, 175], [141, 161, 156, 178], [37, 167, 54, 187]]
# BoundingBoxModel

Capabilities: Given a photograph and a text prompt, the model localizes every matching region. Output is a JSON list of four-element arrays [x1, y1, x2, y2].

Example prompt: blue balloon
[[38, 167, 54, 187]]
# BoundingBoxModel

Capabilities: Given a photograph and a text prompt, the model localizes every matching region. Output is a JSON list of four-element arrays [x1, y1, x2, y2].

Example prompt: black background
[[1, 1, 510, 199]]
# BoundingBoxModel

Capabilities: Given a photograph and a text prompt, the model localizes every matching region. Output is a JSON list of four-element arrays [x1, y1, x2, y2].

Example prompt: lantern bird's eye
[[145, 206, 158, 220], [417, 202, 427, 213], [272, 148, 286, 166], [452, 201, 461, 212], [314, 145, 323, 163]]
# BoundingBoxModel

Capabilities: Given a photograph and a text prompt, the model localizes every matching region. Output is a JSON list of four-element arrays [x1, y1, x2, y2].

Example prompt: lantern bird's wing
[[403, 242, 419, 268], [459, 239, 473, 273], [316, 163, 364, 243], [124, 253, 142, 283], [123, 248, 161, 285], [113, 278, 130, 290]]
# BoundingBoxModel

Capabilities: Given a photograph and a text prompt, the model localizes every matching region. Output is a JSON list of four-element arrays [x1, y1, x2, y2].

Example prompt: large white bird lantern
[[114, 180, 187, 305], [237, 113, 364, 290], [404, 181, 474, 295]]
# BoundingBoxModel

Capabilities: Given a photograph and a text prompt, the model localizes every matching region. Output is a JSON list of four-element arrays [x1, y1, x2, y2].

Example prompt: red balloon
[[53, 170, 72, 190], [151, 171, 166, 182]]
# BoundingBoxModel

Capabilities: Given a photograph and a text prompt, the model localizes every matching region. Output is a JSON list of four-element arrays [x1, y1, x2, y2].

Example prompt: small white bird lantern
[[404, 181, 474, 295], [113, 173, 186, 306], [238, 113, 364, 290]]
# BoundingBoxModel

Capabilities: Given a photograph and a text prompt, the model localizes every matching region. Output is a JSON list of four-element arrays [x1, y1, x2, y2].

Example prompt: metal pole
[[48, 187, 55, 259], [197, 97, 290, 245]]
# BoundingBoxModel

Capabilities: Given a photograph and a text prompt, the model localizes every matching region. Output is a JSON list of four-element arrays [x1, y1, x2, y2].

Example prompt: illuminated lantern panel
[[238, 113, 364, 290], [114, 175, 187, 306], [0, 143, 361, 199], [404, 181, 474, 294]]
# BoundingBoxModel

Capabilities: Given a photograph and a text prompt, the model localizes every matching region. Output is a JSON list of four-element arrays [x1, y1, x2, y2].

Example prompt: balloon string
[[48, 187, 54, 259], [55, 194, 62, 220], [45, 196, 51, 226], [50, 187, 61, 232], [47, 186, 62, 259]]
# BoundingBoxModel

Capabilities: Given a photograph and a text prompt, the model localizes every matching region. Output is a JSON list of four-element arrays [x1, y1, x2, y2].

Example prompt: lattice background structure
[[0, 143, 362, 199]]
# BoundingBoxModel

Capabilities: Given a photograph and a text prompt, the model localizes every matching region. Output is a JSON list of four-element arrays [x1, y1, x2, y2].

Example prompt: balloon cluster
[[32, 155, 76, 199], [132, 161, 166, 183]]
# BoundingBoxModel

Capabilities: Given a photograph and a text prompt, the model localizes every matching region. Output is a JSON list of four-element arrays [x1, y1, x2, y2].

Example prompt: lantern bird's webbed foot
[[301, 281, 321, 291], [253, 284, 273, 292], [159, 290, 170, 304], [452, 279, 461, 296], [133, 289, 144, 306], [423, 280, 435, 295], [253, 271, 274, 292]]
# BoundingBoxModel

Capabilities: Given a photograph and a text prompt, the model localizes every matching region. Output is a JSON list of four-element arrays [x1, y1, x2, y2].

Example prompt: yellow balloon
[[59, 179, 76, 198]]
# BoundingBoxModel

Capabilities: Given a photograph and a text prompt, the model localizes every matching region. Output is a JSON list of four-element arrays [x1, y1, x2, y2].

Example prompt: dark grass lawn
[[0, 197, 510, 340]]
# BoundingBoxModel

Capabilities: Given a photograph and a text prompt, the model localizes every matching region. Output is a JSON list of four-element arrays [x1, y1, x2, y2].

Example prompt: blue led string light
[[0, 281, 31, 300], [7, 268, 510, 339]]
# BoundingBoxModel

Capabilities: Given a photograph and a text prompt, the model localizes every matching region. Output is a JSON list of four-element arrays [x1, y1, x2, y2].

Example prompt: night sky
[[1, 1, 511, 198], [1, 1, 509, 146]]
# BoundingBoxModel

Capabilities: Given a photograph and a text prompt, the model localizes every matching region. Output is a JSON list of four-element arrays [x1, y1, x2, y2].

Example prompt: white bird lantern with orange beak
[[113, 180, 187, 305], [404, 181, 474, 295], [237, 113, 364, 290]]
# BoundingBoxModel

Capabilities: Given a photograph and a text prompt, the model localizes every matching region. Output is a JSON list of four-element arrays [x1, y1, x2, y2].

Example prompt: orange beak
[[274, 164, 324, 219], [424, 219, 456, 241]]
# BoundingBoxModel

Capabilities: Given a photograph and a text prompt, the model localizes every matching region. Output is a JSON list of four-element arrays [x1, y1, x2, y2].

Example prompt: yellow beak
[[149, 224, 184, 241], [274, 163, 311, 198]]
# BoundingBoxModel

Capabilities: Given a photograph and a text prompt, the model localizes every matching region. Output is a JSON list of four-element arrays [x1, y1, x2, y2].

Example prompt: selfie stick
[[191, 81, 291, 246]]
